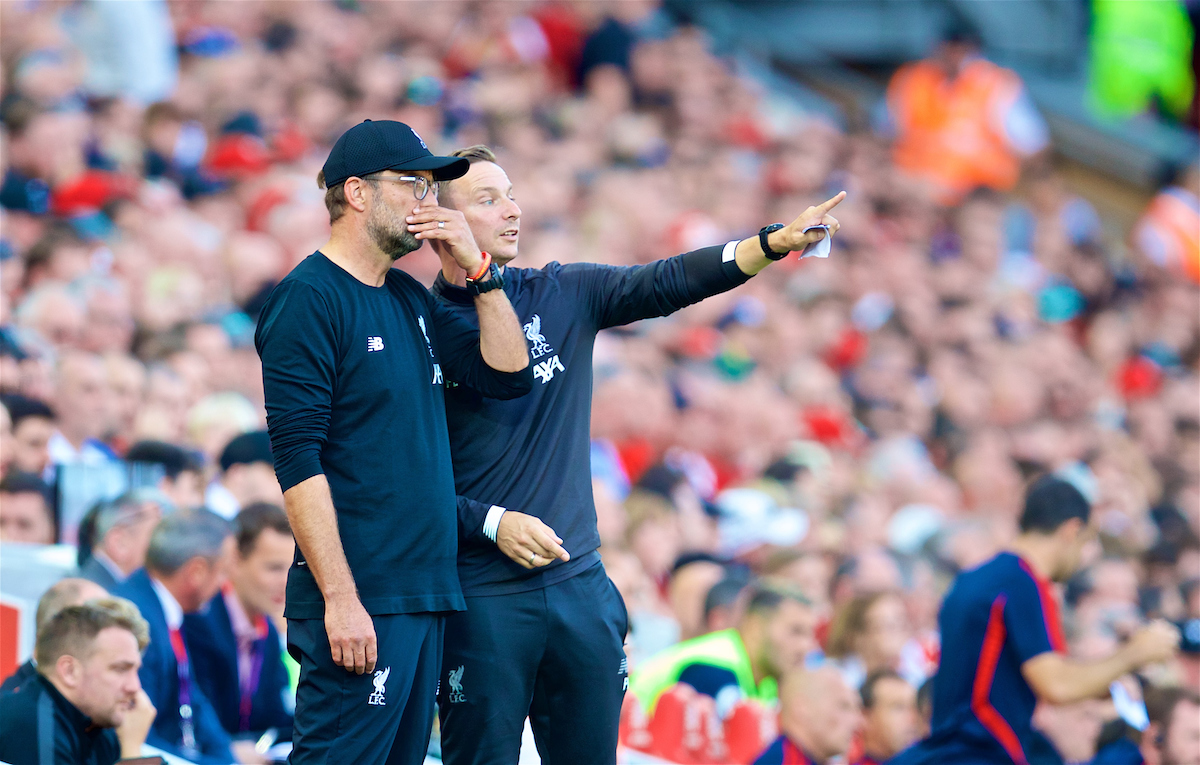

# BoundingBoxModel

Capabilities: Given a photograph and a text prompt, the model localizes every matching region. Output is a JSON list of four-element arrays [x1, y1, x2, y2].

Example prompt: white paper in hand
[[800, 224, 832, 259], [1110, 680, 1149, 731]]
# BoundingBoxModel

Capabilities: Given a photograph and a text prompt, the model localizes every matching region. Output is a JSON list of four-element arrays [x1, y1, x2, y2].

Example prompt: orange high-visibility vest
[[888, 58, 1025, 204], [1135, 187, 1200, 284]]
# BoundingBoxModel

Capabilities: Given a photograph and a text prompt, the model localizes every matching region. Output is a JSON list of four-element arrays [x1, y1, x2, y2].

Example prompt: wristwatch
[[466, 262, 505, 296], [758, 223, 789, 260]]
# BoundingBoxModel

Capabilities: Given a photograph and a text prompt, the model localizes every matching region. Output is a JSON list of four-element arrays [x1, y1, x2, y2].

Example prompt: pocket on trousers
[[608, 577, 630, 642]]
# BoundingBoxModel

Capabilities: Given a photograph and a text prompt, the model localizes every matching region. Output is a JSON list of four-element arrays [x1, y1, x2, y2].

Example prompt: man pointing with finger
[[430, 144, 844, 765], [255, 122, 532, 765]]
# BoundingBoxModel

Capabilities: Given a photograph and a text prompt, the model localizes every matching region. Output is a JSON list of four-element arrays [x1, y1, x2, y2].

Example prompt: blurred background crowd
[[0, 0, 1197, 763]]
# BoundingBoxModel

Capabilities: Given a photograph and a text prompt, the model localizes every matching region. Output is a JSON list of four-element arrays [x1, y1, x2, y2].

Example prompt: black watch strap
[[466, 263, 505, 296], [758, 223, 788, 260]]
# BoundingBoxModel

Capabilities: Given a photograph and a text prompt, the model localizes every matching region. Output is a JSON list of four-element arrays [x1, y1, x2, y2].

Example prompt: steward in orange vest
[[887, 27, 1049, 205]]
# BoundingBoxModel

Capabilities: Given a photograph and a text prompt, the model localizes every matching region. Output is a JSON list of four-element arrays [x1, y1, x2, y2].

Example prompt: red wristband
[[466, 252, 492, 282]]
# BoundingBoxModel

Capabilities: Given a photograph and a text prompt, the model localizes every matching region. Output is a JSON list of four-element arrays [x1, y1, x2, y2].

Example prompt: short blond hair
[[449, 145, 498, 165], [35, 600, 150, 669]]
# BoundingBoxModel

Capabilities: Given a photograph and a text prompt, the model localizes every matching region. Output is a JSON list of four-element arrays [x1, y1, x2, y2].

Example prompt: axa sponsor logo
[[533, 355, 565, 384]]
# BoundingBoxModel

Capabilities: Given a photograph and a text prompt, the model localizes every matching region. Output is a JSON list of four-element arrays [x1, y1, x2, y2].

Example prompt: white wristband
[[482, 506, 507, 543], [721, 240, 739, 263]]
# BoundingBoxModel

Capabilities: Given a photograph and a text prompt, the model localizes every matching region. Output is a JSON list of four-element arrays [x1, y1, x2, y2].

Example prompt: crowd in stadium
[[0, 1, 1197, 764]]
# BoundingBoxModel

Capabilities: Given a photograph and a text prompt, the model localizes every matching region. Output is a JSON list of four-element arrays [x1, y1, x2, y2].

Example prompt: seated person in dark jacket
[[117, 508, 250, 764], [185, 502, 294, 740], [0, 599, 156, 765], [1, 577, 108, 695], [77, 489, 167, 592]]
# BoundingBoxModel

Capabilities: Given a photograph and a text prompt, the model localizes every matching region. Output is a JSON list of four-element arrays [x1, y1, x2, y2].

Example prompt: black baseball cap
[[321, 119, 469, 188], [219, 430, 274, 472]]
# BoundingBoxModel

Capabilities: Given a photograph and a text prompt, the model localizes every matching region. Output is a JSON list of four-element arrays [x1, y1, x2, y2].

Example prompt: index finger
[[532, 529, 570, 562], [816, 190, 847, 214]]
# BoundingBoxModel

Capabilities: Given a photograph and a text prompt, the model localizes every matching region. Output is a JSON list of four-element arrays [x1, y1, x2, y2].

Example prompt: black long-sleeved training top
[[256, 252, 532, 618], [433, 245, 751, 595]]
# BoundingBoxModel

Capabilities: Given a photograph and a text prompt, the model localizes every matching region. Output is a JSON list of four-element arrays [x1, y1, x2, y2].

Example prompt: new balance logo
[[367, 336, 385, 352], [618, 658, 628, 675], [368, 667, 390, 706], [533, 355, 565, 384]]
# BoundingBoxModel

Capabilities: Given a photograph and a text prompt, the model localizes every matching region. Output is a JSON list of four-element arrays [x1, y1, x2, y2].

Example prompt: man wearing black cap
[[890, 476, 1181, 765], [429, 144, 844, 765], [255, 120, 531, 765], [125, 439, 205, 511], [205, 430, 279, 519]]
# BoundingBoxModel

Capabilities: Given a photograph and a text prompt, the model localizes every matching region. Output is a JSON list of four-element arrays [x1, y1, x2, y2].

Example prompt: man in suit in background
[[185, 502, 295, 741], [0, 577, 108, 695], [78, 489, 165, 592], [116, 508, 255, 764]]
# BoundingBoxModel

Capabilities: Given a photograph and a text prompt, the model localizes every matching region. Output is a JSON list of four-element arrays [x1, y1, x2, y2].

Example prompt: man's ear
[[1056, 516, 1084, 543], [343, 178, 370, 213], [55, 654, 81, 688]]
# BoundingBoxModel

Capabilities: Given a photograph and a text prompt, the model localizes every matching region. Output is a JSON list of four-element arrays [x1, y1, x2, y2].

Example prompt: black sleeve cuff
[[680, 243, 752, 303]]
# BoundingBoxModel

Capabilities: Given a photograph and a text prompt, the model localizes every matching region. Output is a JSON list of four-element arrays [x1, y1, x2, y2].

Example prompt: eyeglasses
[[365, 174, 440, 200]]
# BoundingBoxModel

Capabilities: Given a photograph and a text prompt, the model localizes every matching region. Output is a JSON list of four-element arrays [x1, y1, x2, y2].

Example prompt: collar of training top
[[36, 674, 99, 733]]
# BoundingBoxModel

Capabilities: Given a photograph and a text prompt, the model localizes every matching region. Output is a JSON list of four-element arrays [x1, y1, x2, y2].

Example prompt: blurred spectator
[[753, 666, 862, 765], [77, 489, 166, 591], [205, 429, 280, 520], [715, 487, 808, 564], [886, 19, 1048, 204], [184, 503, 293, 740], [1, 393, 56, 476], [703, 569, 753, 635], [116, 508, 240, 764], [1133, 164, 1199, 286], [0, 600, 154, 765], [48, 350, 117, 466], [80, 280, 136, 355], [825, 591, 924, 690], [186, 392, 260, 468], [1143, 685, 1200, 765], [0, 577, 108, 695], [102, 353, 145, 453], [125, 439, 204, 510], [1088, 0, 1195, 121], [668, 554, 726, 641], [63, 0, 178, 102], [625, 489, 683, 592], [850, 670, 921, 764], [0, 471, 55, 544], [629, 581, 817, 715]]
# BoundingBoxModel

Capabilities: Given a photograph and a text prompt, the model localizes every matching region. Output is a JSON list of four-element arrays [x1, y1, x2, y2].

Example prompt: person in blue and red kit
[[891, 475, 1181, 765], [429, 144, 844, 765]]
